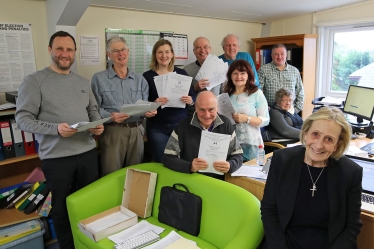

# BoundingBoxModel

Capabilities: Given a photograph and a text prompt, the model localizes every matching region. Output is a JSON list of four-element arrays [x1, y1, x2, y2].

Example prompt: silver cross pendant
[[310, 184, 317, 197]]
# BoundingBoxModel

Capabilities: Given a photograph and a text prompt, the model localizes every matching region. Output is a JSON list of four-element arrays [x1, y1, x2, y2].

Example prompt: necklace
[[306, 164, 325, 197]]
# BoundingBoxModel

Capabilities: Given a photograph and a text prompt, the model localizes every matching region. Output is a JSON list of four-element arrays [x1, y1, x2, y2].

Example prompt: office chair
[[264, 141, 286, 154]]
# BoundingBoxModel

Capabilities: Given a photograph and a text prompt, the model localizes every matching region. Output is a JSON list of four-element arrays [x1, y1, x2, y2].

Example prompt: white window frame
[[316, 19, 374, 99]]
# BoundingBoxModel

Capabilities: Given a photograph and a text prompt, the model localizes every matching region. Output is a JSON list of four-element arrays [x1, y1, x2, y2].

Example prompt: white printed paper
[[69, 117, 110, 132], [198, 130, 231, 175], [80, 36, 100, 65], [217, 93, 236, 125], [162, 73, 192, 109], [195, 54, 228, 91], [0, 23, 36, 91], [143, 230, 197, 249], [231, 166, 268, 179]]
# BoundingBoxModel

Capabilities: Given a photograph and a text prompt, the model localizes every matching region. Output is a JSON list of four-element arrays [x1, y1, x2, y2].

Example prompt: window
[[317, 23, 374, 98]]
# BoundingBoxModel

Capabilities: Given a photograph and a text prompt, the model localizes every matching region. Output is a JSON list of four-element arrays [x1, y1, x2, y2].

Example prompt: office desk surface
[[225, 137, 374, 249]]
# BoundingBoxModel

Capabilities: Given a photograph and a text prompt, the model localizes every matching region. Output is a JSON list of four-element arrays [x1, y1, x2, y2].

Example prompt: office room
[[0, 0, 374, 249]]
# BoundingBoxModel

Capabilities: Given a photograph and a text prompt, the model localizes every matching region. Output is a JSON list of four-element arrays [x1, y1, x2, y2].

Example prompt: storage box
[[124, 168, 157, 218], [0, 219, 45, 249], [78, 169, 157, 242], [5, 91, 18, 104]]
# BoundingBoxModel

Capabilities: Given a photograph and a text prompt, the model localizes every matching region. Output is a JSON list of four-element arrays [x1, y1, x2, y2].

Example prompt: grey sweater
[[268, 105, 301, 139], [183, 61, 221, 96], [15, 67, 101, 160]]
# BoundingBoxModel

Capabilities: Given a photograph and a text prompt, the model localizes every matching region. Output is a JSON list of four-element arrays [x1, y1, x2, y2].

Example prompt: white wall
[[269, 1, 374, 36], [76, 6, 262, 81]]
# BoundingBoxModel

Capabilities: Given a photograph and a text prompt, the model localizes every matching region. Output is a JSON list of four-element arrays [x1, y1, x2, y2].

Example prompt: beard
[[52, 55, 74, 71]]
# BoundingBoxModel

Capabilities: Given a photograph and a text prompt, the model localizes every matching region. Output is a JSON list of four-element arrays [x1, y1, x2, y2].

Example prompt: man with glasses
[[184, 37, 223, 95], [91, 37, 156, 176], [218, 34, 260, 87], [258, 43, 304, 113]]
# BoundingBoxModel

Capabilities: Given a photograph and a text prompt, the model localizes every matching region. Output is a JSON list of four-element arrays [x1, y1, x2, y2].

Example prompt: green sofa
[[67, 163, 264, 249]]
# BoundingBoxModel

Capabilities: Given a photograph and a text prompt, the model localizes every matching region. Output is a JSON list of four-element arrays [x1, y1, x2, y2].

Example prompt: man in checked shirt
[[258, 43, 305, 114]]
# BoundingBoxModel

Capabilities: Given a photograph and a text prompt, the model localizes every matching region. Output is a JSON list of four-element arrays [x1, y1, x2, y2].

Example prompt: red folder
[[255, 49, 261, 70], [22, 131, 36, 155], [0, 120, 16, 159]]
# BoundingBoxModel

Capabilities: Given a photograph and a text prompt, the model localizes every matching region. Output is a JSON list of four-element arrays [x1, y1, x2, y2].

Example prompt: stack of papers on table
[[154, 73, 192, 109], [120, 99, 160, 115], [313, 96, 344, 106], [195, 54, 228, 91], [345, 145, 368, 158], [143, 230, 198, 249], [231, 166, 268, 180]]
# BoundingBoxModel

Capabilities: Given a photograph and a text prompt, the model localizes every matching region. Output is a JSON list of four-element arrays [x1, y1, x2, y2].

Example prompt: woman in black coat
[[261, 107, 362, 249]]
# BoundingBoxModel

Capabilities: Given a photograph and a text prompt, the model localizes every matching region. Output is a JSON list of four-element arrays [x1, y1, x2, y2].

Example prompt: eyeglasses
[[110, 48, 128, 54], [194, 45, 210, 51], [281, 99, 293, 103]]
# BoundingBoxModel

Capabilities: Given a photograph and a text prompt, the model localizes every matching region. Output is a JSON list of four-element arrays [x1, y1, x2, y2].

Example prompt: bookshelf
[[251, 34, 318, 119], [0, 108, 41, 227]]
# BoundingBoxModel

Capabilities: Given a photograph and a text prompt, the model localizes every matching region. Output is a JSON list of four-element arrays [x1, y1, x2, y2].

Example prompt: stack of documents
[[345, 145, 368, 158], [154, 73, 192, 109], [143, 230, 198, 249], [120, 99, 160, 115], [313, 96, 344, 106], [231, 166, 268, 180], [195, 54, 228, 91]]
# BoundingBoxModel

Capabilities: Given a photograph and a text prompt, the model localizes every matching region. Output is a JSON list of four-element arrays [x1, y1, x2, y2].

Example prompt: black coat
[[261, 146, 362, 249]]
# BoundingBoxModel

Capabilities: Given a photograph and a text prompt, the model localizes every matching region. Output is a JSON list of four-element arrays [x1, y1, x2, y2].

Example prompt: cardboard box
[[124, 168, 157, 218], [78, 169, 157, 242]]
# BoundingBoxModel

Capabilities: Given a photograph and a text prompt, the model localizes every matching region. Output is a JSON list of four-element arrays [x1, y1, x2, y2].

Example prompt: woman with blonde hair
[[261, 106, 362, 249], [143, 39, 195, 162]]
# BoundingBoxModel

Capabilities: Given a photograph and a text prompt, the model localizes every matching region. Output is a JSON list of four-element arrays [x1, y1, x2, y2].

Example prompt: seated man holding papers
[[164, 91, 243, 180]]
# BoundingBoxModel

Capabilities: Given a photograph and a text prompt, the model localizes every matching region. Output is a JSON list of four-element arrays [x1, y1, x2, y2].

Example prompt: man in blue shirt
[[218, 34, 259, 87], [91, 37, 157, 176]]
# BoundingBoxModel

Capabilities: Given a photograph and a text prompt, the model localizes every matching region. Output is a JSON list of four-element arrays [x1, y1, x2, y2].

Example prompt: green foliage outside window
[[331, 41, 374, 91]]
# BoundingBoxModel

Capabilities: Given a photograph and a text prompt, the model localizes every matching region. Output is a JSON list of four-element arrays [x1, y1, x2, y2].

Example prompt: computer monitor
[[343, 85, 374, 126]]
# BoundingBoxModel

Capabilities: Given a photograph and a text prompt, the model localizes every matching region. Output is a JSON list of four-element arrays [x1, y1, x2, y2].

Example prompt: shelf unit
[[0, 108, 41, 227], [251, 34, 318, 119]]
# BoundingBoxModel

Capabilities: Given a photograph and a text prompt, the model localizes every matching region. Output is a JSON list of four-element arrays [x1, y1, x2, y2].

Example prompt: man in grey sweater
[[15, 31, 103, 249]]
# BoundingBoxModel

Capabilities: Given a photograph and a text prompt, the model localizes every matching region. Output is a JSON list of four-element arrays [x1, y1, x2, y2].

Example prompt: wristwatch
[[189, 101, 194, 106], [247, 116, 251, 124]]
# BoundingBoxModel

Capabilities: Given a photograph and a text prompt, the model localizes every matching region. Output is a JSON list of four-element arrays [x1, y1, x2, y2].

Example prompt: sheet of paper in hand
[[198, 130, 231, 175], [70, 117, 111, 132]]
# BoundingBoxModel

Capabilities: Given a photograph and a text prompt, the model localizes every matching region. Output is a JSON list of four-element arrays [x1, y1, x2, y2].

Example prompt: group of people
[[14, 30, 363, 249]]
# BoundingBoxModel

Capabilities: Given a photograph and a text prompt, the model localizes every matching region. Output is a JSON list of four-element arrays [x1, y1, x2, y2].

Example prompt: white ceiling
[[90, 0, 367, 23]]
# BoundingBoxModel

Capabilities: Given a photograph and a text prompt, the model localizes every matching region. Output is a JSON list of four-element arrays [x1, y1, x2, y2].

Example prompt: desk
[[225, 138, 374, 249]]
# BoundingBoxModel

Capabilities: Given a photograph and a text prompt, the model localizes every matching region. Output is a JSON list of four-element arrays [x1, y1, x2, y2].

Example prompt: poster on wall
[[105, 29, 161, 74], [0, 23, 36, 92], [80, 36, 100, 66]]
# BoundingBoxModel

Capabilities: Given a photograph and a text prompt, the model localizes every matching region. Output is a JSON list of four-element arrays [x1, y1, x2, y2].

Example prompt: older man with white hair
[[218, 34, 259, 87]]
